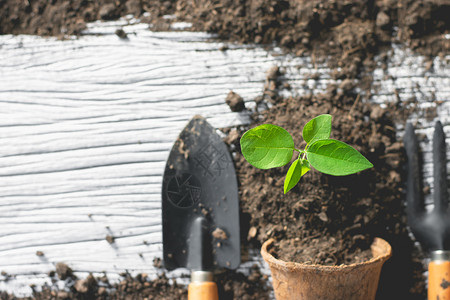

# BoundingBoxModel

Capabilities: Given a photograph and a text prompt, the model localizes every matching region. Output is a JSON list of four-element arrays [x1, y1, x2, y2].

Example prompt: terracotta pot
[[261, 237, 392, 300]]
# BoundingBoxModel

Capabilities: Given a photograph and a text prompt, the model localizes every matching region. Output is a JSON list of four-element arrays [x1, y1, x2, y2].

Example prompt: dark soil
[[273, 234, 373, 266], [1, 0, 448, 67], [0, 263, 269, 300], [1, 0, 447, 299]]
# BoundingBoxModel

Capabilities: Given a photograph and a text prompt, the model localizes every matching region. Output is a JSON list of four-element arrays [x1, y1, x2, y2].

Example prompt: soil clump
[[226, 91, 246, 112]]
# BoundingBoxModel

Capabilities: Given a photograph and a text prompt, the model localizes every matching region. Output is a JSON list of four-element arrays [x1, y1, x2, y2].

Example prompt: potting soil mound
[[2, 0, 448, 299], [225, 76, 426, 299]]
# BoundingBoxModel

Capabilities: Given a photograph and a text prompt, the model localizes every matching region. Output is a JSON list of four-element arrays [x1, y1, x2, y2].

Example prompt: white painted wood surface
[[0, 16, 448, 296], [0, 18, 315, 296], [370, 44, 450, 207]]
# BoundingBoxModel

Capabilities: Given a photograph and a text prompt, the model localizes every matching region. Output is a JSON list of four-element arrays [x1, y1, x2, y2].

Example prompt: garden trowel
[[162, 115, 240, 299], [404, 121, 450, 300]]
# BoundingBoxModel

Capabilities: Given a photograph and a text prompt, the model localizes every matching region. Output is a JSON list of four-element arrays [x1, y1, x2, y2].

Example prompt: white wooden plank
[[0, 18, 314, 296], [0, 17, 448, 297], [369, 45, 450, 207]]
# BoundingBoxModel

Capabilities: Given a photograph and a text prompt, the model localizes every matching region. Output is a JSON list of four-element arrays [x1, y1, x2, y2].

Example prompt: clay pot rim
[[261, 237, 392, 273]]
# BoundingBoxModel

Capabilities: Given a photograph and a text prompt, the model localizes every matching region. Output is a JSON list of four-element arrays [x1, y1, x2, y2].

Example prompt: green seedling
[[240, 114, 373, 194]]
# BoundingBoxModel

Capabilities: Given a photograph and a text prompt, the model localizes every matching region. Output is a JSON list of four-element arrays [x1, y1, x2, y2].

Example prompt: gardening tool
[[162, 115, 240, 300], [404, 121, 450, 300]]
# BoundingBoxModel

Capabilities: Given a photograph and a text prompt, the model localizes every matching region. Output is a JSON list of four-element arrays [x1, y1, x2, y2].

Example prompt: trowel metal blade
[[162, 115, 240, 271]]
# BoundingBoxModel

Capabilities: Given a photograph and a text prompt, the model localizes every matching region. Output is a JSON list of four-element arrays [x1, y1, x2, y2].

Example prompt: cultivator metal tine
[[432, 121, 448, 212], [404, 123, 425, 218]]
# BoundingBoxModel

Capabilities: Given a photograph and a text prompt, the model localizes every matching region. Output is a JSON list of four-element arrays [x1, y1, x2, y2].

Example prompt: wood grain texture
[[0, 17, 448, 296], [0, 19, 306, 295], [370, 44, 450, 208]]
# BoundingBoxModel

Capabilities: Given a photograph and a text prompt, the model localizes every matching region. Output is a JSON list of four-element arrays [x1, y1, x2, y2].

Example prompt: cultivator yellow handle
[[428, 260, 450, 300], [188, 271, 219, 300]]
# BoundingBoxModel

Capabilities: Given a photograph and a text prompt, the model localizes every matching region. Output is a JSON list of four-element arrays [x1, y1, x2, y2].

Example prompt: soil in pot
[[261, 238, 392, 300]]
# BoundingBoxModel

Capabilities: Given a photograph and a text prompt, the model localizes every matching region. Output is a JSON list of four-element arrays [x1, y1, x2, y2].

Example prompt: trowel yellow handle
[[188, 281, 219, 300], [428, 260, 450, 300], [188, 271, 218, 300]]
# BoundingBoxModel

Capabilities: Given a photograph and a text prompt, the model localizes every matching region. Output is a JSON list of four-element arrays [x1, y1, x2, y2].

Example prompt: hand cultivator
[[404, 121, 450, 300]]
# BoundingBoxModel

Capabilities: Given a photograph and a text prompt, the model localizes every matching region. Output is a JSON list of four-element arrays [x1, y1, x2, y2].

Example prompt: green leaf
[[302, 114, 332, 145], [284, 159, 310, 194], [307, 139, 373, 176], [240, 124, 295, 169]]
